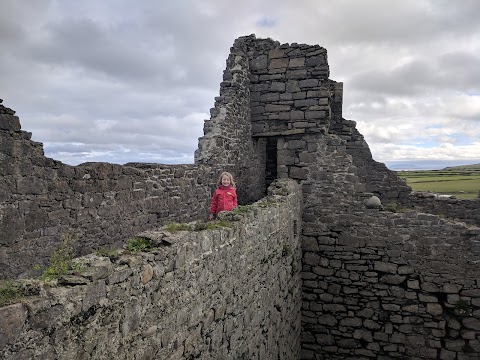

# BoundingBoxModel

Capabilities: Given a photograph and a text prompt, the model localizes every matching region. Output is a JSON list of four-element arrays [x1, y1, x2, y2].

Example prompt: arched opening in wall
[[265, 136, 278, 189]]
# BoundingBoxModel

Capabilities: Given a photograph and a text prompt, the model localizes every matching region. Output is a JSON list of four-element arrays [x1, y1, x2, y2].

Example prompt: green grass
[[193, 219, 233, 231], [127, 237, 155, 253], [0, 281, 24, 307], [232, 205, 253, 215], [41, 232, 81, 282], [95, 247, 120, 261], [164, 220, 233, 233], [442, 163, 480, 171], [397, 169, 480, 199], [164, 222, 193, 232]]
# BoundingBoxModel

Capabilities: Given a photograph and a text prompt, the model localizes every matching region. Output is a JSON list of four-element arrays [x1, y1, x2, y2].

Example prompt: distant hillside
[[442, 163, 480, 171]]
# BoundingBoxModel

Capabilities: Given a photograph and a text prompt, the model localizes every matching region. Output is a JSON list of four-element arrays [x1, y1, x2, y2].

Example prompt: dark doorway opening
[[265, 137, 278, 189]]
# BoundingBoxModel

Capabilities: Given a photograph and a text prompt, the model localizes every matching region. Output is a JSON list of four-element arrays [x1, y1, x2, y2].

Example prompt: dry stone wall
[[0, 101, 233, 279], [0, 179, 303, 360], [401, 192, 480, 227], [301, 204, 480, 359], [330, 117, 412, 202]]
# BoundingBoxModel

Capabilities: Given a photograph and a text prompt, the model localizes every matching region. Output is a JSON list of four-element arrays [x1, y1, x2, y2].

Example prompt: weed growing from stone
[[0, 280, 24, 307], [41, 232, 78, 282], [95, 247, 120, 261], [386, 202, 398, 212], [165, 220, 233, 232], [127, 237, 155, 253], [258, 199, 277, 208], [70, 259, 87, 274], [272, 188, 289, 196], [164, 222, 193, 232], [194, 220, 233, 231], [232, 205, 253, 215], [385, 202, 410, 213], [209, 219, 233, 229], [282, 244, 292, 257]]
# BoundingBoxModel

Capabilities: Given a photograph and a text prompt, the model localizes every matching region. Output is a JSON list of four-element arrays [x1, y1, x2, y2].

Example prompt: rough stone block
[[289, 58, 305, 68], [249, 55, 268, 70], [374, 261, 398, 274], [306, 56, 327, 67], [277, 156, 295, 166], [270, 82, 286, 92], [318, 314, 337, 326], [269, 48, 286, 59], [299, 79, 318, 88], [380, 275, 406, 285], [260, 93, 280, 102], [0, 303, 28, 348], [462, 318, 480, 330], [426, 303, 443, 316], [290, 110, 304, 120], [82, 280, 107, 311], [269, 58, 289, 69], [292, 166, 312, 180], [444, 338, 465, 352], [0, 114, 21, 131], [305, 110, 326, 119], [286, 140, 306, 149], [265, 104, 291, 112], [286, 81, 301, 93], [299, 153, 316, 163], [292, 92, 306, 100], [294, 99, 318, 108], [286, 69, 307, 79]]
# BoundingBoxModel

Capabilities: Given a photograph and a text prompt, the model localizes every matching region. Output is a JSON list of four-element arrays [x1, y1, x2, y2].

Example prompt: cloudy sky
[[1, 0, 479, 169]]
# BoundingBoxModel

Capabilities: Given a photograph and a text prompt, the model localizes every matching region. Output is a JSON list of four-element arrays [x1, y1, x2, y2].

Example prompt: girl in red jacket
[[209, 172, 238, 220]]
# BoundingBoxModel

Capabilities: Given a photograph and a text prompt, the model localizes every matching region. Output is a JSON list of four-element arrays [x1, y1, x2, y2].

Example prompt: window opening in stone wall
[[265, 136, 278, 190], [293, 220, 298, 237]]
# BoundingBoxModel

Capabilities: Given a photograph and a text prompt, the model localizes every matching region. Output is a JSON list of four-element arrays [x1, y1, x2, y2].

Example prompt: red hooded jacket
[[210, 185, 237, 215]]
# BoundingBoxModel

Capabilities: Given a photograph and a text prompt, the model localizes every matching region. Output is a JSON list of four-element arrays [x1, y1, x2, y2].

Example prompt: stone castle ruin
[[1, 35, 479, 359]]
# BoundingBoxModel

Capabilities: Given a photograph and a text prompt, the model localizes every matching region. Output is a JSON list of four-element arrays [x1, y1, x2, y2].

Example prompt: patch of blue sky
[[438, 134, 472, 146], [256, 17, 276, 28]]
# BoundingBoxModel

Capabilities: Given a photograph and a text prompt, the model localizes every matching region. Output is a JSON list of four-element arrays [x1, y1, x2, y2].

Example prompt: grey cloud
[[316, 0, 480, 45], [349, 51, 480, 97], [28, 19, 173, 83]]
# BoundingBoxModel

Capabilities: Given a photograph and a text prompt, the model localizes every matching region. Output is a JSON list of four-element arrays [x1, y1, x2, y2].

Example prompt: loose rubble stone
[[365, 195, 382, 209]]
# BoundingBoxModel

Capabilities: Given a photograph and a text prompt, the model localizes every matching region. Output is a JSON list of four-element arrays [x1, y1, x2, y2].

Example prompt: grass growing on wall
[[41, 232, 85, 282], [127, 237, 155, 253], [164, 220, 233, 232], [0, 280, 24, 307], [95, 247, 120, 261]]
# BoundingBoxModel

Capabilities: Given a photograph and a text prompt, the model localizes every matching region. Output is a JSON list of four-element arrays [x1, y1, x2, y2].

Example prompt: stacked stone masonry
[[1, 98, 266, 278], [1, 35, 480, 359], [0, 180, 303, 359]]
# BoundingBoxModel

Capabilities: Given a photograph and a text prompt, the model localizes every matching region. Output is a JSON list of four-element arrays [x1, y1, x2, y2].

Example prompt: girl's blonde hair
[[217, 171, 236, 188]]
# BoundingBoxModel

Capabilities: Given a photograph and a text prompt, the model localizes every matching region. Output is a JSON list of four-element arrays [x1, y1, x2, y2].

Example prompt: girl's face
[[221, 175, 231, 187]]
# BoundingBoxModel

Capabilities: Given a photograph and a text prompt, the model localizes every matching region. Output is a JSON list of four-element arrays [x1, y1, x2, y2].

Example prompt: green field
[[397, 164, 480, 199]]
